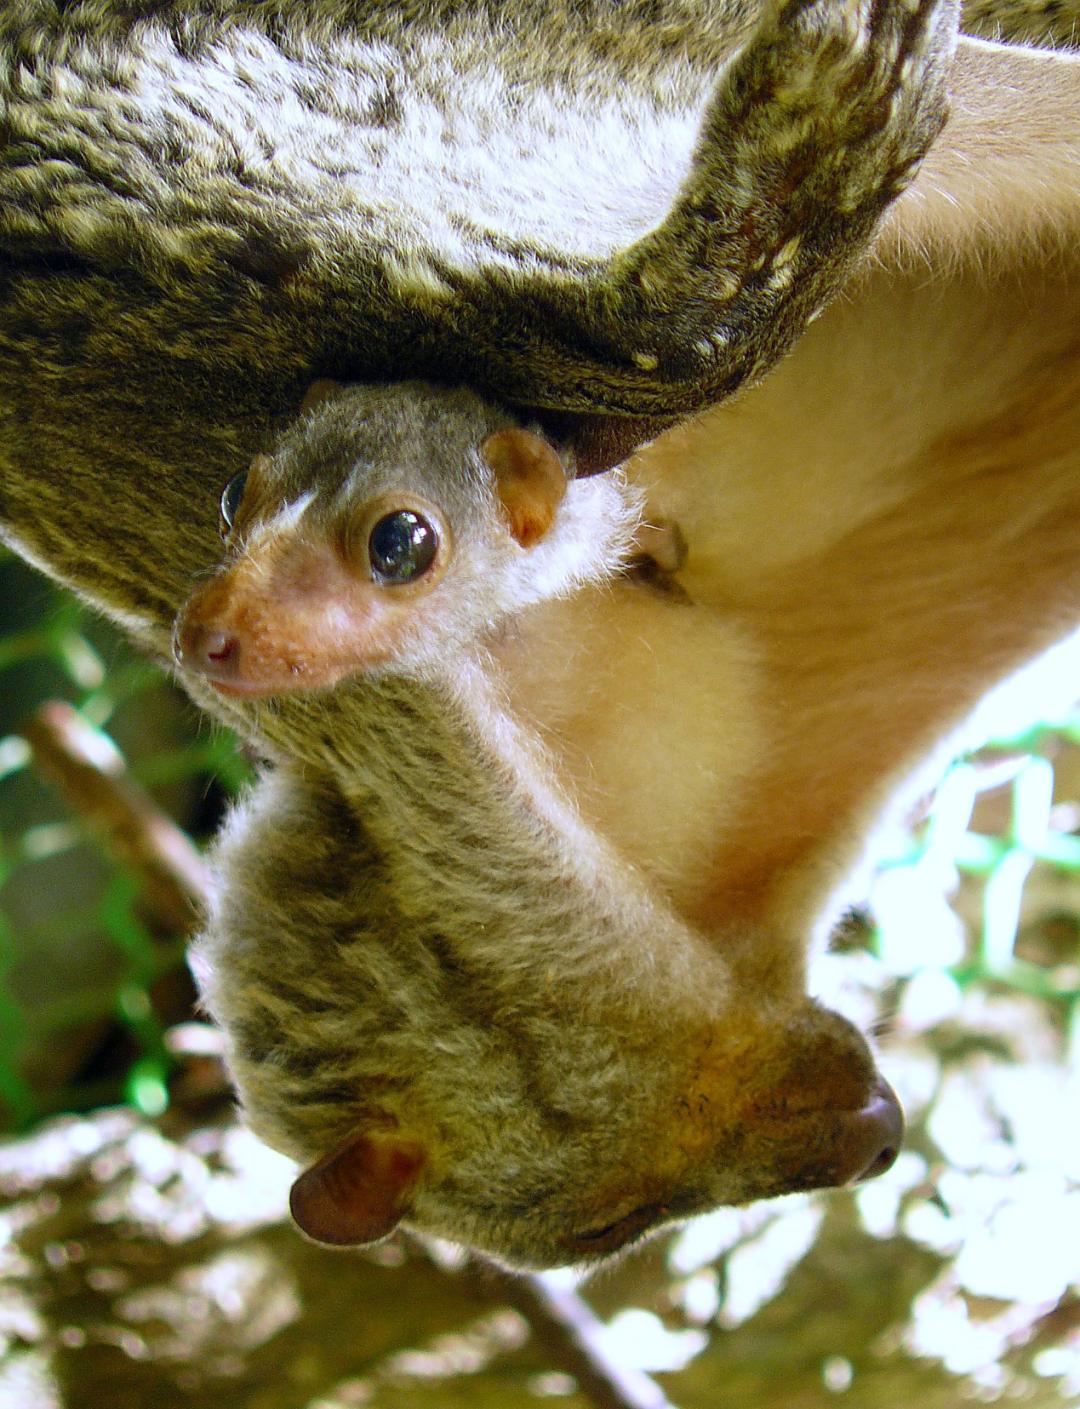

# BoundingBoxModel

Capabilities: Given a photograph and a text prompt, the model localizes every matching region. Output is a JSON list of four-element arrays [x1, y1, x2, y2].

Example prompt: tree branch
[[489, 1266, 681, 1409], [19, 699, 211, 937]]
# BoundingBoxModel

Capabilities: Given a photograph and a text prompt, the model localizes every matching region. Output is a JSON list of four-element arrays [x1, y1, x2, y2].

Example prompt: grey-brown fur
[[172, 378, 646, 688], [1, 0, 955, 423], [196, 661, 896, 1271], [962, 0, 1080, 46]]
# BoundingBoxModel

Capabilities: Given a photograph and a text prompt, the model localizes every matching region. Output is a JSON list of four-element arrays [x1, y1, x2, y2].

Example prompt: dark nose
[[837, 1077, 905, 1184], [173, 619, 242, 681]]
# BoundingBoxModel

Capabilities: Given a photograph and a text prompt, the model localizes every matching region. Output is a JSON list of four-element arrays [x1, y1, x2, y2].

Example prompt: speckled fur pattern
[[962, 0, 1080, 46], [0, 0, 960, 590]]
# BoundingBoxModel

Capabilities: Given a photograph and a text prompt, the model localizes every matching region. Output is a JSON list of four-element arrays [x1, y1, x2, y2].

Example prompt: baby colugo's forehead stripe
[[254, 487, 319, 544], [336, 462, 380, 516]]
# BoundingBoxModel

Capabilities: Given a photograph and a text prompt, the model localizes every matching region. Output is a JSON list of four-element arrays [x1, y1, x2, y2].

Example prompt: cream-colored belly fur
[[496, 35, 1080, 960]]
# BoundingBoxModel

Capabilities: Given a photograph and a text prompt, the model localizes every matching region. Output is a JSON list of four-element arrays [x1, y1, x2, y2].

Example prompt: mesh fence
[[868, 716, 1080, 1032]]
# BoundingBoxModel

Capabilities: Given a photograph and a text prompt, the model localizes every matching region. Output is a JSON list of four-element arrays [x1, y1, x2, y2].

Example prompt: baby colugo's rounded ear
[[289, 1126, 426, 1246], [480, 428, 568, 548]]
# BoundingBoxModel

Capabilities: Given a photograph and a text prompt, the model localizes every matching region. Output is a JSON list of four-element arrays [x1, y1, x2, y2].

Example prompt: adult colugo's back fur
[[0, 0, 957, 657]]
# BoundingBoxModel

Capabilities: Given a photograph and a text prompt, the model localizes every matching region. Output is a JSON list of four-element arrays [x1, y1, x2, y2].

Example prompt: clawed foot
[[624, 518, 691, 598]]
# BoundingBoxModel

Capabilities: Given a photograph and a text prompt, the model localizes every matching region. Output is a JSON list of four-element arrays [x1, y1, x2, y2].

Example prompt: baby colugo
[[177, 380, 902, 1270]]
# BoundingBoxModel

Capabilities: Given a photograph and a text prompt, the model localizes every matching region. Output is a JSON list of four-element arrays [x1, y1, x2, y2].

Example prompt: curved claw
[[476, 0, 960, 415]]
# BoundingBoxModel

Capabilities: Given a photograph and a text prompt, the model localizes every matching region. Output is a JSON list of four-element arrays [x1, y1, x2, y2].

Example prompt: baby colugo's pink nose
[[202, 630, 238, 667], [173, 620, 242, 681]]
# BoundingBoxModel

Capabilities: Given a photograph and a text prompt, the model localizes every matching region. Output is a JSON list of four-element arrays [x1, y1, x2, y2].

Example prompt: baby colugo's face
[[173, 379, 641, 697]]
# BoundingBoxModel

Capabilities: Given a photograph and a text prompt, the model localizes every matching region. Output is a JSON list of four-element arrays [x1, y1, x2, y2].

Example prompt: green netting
[[874, 729, 1080, 1022]]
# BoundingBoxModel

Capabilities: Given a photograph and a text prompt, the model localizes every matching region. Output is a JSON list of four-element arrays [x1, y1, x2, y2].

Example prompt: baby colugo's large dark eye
[[219, 469, 248, 538], [368, 510, 439, 585]]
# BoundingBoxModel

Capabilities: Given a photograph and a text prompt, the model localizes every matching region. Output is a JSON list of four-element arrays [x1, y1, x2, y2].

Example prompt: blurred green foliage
[[0, 553, 247, 1129]]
